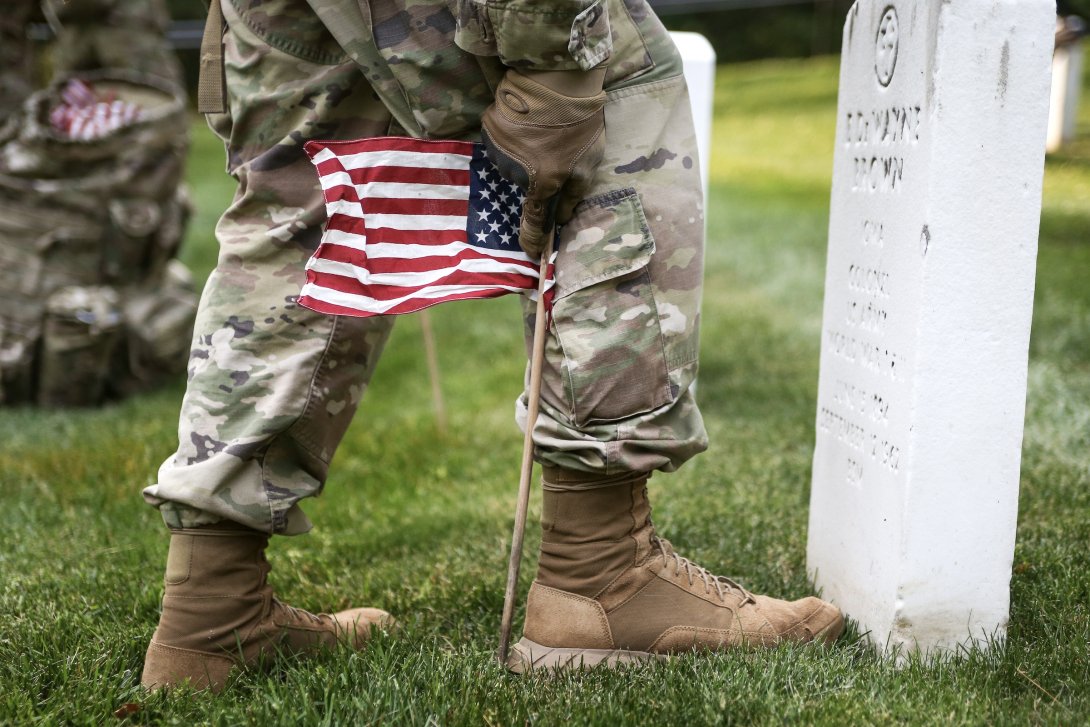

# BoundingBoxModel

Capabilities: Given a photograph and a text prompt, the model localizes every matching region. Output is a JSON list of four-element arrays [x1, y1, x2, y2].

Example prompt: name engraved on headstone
[[845, 106, 921, 193], [820, 51, 927, 489]]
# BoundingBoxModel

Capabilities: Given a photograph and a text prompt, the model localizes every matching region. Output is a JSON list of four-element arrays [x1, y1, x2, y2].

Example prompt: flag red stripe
[[324, 211, 367, 234], [323, 218, 479, 248], [315, 159, 471, 187], [307, 267, 538, 302], [348, 197, 469, 217], [323, 222, 476, 247], [361, 227, 469, 245], [301, 288, 511, 318], [313, 241, 537, 275], [321, 180, 466, 215], [305, 137, 474, 158], [321, 183, 362, 207]]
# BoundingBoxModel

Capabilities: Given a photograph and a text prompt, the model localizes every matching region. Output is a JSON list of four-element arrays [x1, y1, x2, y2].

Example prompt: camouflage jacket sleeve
[[451, 0, 612, 71]]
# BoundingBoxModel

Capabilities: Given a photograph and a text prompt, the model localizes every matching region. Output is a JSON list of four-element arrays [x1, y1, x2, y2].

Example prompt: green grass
[[1, 55, 1088, 725]]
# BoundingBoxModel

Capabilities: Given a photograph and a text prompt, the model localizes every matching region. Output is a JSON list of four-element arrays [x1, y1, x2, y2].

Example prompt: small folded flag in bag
[[300, 137, 554, 318], [49, 79, 143, 140]]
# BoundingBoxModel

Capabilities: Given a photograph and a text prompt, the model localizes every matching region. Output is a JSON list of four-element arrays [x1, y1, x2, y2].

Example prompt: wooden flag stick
[[419, 310, 447, 435], [497, 237, 554, 666]]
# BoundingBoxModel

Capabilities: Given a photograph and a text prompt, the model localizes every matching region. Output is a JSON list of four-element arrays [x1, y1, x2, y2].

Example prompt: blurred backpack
[[0, 70, 197, 407]]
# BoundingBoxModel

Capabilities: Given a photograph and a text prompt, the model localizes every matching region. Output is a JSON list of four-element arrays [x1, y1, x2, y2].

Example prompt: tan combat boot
[[141, 522, 392, 691], [506, 468, 844, 672]]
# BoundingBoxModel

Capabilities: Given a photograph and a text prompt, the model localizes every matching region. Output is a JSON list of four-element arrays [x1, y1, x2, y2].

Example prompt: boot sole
[[508, 618, 847, 674], [816, 613, 846, 644], [506, 638, 669, 673]]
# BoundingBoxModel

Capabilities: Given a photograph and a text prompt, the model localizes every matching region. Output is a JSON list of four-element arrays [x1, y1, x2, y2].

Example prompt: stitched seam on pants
[[257, 312, 340, 531], [605, 428, 621, 475], [604, 74, 685, 103], [550, 319, 578, 423], [258, 439, 281, 533], [286, 312, 341, 463]]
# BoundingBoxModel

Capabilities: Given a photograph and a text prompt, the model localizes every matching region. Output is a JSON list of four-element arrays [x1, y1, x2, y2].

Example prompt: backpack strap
[[197, 0, 226, 114]]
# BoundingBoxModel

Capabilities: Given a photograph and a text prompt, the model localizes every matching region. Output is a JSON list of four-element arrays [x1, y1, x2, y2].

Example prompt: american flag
[[299, 137, 554, 318], [49, 79, 143, 140]]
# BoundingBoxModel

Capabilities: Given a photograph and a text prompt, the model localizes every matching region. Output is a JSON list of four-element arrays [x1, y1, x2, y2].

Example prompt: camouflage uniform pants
[[143, 0, 707, 534]]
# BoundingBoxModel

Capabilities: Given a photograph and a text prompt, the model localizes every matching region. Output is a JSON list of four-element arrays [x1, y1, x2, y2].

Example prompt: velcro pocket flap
[[553, 188, 655, 298]]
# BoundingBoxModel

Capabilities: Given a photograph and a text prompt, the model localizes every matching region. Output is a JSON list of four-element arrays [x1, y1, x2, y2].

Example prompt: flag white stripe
[[364, 213, 466, 231], [325, 199, 363, 219], [317, 170, 355, 190], [360, 182, 469, 200], [301, 281, 525, 314], [323, 228, 367, 251], [321, 178, 470, 201], [365, 240, 530, 262], [309, 147, 338, 165], [307, 257, 535, 288], [334, 149, 472, 171], [317, 237, 532, 263]]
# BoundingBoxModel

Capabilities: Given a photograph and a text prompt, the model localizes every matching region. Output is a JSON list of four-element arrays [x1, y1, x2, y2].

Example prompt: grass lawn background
[[0, 55, 1087, 725]]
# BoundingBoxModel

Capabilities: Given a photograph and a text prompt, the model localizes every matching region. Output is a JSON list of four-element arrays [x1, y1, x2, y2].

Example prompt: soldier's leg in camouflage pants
[[519, 72, 709, 476], [145, 0, 710, 534], [303, 0, 710, 477], [142, 0, 396, 534]]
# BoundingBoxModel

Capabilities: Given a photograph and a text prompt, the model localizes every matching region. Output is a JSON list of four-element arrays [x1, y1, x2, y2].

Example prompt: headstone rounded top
[[875, 6, 900, 88]]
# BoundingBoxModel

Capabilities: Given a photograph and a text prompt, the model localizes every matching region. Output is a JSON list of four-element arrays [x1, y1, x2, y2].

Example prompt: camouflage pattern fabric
[[0, 1, 41, 124], [43, 0, 184, 86], [143, 0, 400, 534], [143, 0, 707, 534], [0, 71, 194, 406]]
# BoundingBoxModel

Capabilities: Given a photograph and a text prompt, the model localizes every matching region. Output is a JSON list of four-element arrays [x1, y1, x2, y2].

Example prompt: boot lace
[[273, 599, 328, 625], [653, 537, 756, 606], [257, 551, 332, 626]]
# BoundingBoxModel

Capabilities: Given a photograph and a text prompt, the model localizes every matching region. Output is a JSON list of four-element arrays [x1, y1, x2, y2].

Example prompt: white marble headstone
[[807, 0, 1055, 655]]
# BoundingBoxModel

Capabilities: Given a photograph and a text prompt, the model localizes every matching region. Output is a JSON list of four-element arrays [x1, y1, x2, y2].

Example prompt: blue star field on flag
[[466, 145, 526, 253]]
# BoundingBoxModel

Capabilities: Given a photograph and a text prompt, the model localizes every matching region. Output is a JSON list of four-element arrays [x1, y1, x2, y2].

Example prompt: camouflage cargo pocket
[[454, 0, 612, 71], [37, 286, 122, 408], [544, 187, 671, 426], [451, 0, 653, 84]]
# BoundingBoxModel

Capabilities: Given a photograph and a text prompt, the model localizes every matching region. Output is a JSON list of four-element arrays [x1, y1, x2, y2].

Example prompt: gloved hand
[[481, 67, 607, 257]]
